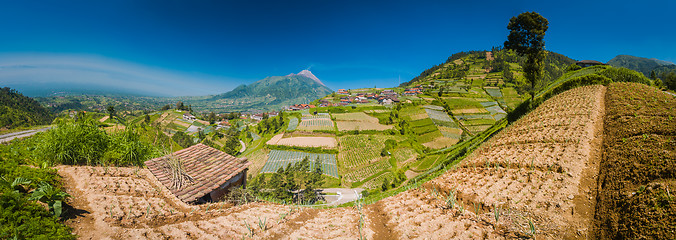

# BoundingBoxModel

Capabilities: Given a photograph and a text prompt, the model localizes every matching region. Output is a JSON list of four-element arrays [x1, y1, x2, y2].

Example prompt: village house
[[403, 88, 423, 96], [381, 89, 397, 96], [216, 121, 230, 130], [268, 111, 279, 118], [145, 144, 251, 204], [576, 60, 606, 68], [183, 113, 196, 121], [288, 104, 316, 111], [336, 89, 349, 95]]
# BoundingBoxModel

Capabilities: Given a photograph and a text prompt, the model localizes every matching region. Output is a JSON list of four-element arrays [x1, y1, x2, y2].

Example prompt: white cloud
[[0, 53, 240, 96]]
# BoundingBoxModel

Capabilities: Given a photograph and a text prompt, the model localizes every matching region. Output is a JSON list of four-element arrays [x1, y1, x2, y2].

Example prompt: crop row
[[361, 172, 394, 189], [286, 117, 299, 131], [338, 135, 394, 169], [301, 115, 331, 120], [260, 150, 339, 177], [342, 160, 391, 182]]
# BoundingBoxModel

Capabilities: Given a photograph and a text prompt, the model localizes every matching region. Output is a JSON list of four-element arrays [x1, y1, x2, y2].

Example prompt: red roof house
[[145, 144, 251, 204]]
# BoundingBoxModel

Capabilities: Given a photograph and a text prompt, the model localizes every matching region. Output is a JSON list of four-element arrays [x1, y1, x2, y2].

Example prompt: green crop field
[[297, 119, 334, 131], [444, 97, 484, 109], [338, 135, 399, 169], [286, 117, 299, 131], [260, 150, 339, 178], [361, 172, 394, 189], [342, 160, 391, 182]]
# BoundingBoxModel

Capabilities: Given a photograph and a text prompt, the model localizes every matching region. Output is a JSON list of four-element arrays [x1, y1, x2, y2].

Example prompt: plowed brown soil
[[594, 82, 676, 239]]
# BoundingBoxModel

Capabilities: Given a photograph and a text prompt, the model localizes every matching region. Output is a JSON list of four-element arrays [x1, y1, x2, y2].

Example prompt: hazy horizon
[[1, 0, 674, 96]]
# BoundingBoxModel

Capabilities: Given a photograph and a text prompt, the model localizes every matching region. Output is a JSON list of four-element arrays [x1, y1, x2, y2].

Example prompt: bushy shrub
[[33, 119, 157, 166], [600, 67, 650, 85], [34, 119, 109, 165]]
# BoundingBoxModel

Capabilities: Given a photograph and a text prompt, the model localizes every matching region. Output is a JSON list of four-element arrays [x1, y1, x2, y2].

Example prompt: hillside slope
[[607, 54, 675, 76], [0, 87, 54, 129], [196, 70, 333, 113]]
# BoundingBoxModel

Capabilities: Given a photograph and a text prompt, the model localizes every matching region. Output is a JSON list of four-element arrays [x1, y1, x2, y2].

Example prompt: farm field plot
[[399, 106, 429, 121], [250, 131, 261, 141], [286, 117, 299, 131], [501, 87, 524, 109], [450, 108, 488, 115], [57, 166, 294, 239], [391, 147, 418, 164], [301, 114, 330, 120], [338, 135, 400, 169], [244, 147, 269, 175], [428, 84, 606, 239], [361, 172, 394, 189], [268, 135, 337, 148], [594, 82, 676, 239], [334, 112, 393, 131], [297, 118, 334, 131], [443, 97, 484, 109], [343, 160, 391, 182], [260, 150, 339, 178], [422, 136, 459, 149], [484, 87, 502, 98], [378, 189, 500, 239], [332, 112, 376, 121]]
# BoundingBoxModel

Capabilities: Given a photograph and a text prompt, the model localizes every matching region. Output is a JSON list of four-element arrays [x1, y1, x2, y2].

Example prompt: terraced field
[[297, 118, 334, 131], [337, 135, 400, 169], [286, 117, 299, 131], [427, 84, 606, 238], [260, 150, 339, 178], [334, 112, 393, 131], [58, 166, 371, 239], [343, 160, 391, 183]]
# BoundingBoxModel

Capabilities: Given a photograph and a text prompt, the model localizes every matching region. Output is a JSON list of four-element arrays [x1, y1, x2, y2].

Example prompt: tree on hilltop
[[504, 12, 549, 100], [106, 105, 115, 119]]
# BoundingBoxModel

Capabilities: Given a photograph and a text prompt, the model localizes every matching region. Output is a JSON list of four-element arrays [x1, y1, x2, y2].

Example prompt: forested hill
[[607, 55, 675, 77], [401, 49, 576, 93], [194, 70, 333, 112], [0, 87, 54, 129]]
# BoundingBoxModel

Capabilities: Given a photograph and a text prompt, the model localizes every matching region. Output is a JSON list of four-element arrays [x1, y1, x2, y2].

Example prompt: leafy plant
[[28, 182, 71, 218]]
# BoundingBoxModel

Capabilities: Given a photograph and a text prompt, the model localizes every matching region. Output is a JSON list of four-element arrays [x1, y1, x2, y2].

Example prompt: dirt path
[[365, 201, 398, 239], [99, 116, 109, 122], [567, 86, 606, 239]]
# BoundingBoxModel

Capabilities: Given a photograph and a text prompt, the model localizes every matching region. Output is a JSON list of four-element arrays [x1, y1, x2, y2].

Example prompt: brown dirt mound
[[593, 82, 676, 239]]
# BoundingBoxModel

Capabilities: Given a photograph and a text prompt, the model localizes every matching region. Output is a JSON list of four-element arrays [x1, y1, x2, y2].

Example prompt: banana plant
[[29, 181, 71, 218]]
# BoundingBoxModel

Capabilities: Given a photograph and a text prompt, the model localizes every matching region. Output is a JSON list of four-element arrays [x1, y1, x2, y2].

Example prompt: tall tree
[[504, 12, 549, 100], [208, 112, 216, 124], [106, 105, 116, 119]]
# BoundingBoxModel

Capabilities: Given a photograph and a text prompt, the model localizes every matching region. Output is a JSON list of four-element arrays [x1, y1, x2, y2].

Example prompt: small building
[[337, 89, 349, 95], [576, 60, 606, 68], [183, 113, 196, 121], [145, 144, 251, 204]]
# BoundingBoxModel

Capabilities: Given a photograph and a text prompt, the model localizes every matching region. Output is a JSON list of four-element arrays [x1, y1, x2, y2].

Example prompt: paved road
[[319, 188, 364, 206], [0, 127, 51, 143], [239, 140, 246, 153]]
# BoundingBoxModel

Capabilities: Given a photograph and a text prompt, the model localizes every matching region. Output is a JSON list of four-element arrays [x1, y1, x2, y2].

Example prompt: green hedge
[[265, 144, 338, 154]]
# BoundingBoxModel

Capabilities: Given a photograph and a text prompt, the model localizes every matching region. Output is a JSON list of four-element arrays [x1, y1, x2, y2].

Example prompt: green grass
[[416, 131, 442, 143], [461, 118, 496, 126], [444, 97, 484, 109], [409, 118, 437, 135]]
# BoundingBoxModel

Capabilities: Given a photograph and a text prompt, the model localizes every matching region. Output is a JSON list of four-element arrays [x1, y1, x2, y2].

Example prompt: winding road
[[318, 188, 364, 206], [0, 127, 51, 143]]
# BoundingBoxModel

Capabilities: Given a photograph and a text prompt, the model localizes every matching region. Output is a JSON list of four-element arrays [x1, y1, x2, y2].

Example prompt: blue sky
[[0, 0, 674, 96]]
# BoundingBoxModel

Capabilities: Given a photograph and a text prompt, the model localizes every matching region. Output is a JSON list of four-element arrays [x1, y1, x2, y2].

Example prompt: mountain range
[[193, 70, 333, 112], [607, 55, 676, 77]]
